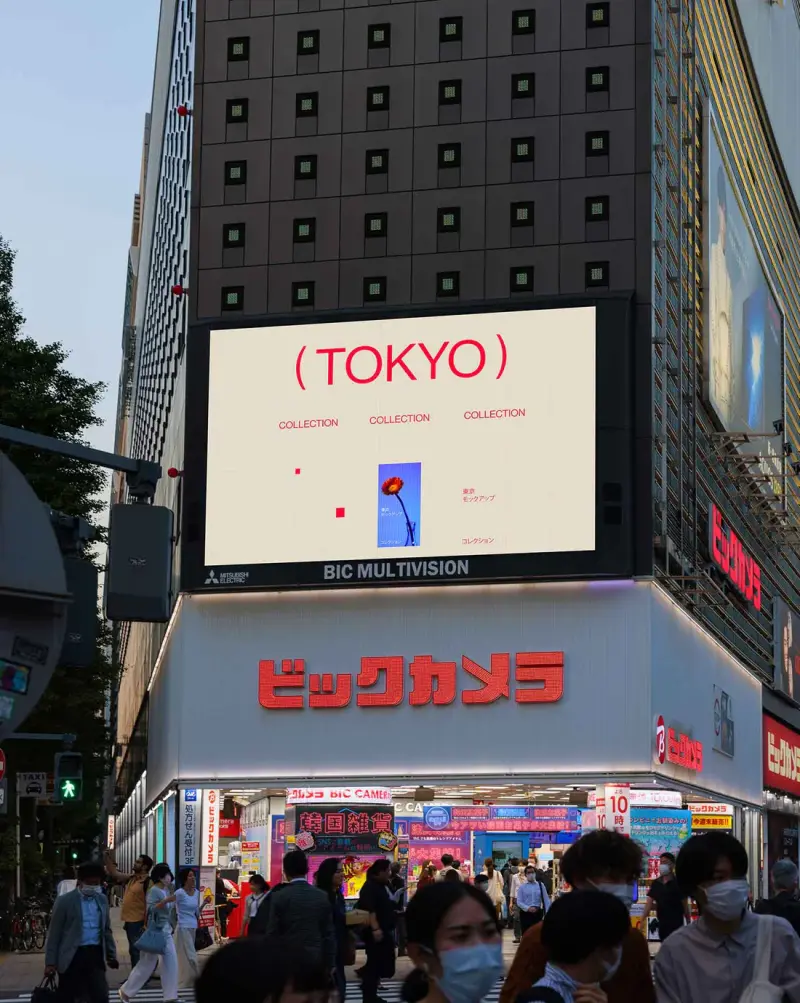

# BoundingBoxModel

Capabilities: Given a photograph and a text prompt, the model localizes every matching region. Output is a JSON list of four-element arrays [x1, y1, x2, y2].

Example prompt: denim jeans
[[124, 920, 145, 969]]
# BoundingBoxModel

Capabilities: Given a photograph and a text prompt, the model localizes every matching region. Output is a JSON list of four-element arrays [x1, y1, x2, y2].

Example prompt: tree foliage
[[0, 235, 115, 885]]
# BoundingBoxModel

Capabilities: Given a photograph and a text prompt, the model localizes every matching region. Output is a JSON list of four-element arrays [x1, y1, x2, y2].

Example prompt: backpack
[[739, 916, 783, 1003]]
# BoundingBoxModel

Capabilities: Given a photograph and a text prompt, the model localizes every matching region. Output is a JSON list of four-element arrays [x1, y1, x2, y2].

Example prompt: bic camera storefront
[[123, 580, 766, 894]]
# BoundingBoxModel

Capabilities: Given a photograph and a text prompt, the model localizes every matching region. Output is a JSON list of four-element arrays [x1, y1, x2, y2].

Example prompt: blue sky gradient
[[0, 1, 159, 452]]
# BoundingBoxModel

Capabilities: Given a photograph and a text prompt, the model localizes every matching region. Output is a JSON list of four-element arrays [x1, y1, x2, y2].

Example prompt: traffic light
[[54, 752, 83, 802]]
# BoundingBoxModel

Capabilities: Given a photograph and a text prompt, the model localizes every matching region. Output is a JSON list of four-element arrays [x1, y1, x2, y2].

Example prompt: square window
[[294, 217, 317, 243], [511, 202, 534, 227], [510, 266, 533, 292], [585, 261, 609, 287], [294, 154, 318, 180], [296, 92, 319, 118], [586, 130, 610, 156], [292, 281, 315, 307], [439, 16, 463, 42], [368, 23, 391, 49], [363, 277, 387, 303], [437, 271, 460, 298], [511, 137, 535, 163], [297, 29, 320, 55], [439, 80, 462, 105], [365, 212, 388, 238], [512, 73, 535, 98], [438, 143, 462, 169], [586, 3, 610, 27], [226, 98, 249, 124], [227, 37, 250, 61], [585, 195, 609, 221], [512, 9, 535, 35], [225, 160, 247, 185], [437, 207, 461, 233], [586, 66, 609, 92], [222, 223, 246, 249], [221, 286, 244, 311], [366, 149, 389, 175], [367, 86, 390, 111]]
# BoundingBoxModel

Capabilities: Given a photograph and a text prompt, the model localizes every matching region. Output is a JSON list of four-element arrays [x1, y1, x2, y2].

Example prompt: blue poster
[[423, 806, 452, 830], [631, 809, 692, 858], [489, 806, 531, 820]]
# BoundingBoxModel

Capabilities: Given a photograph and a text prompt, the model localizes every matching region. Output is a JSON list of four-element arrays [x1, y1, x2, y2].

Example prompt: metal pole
[[15, 789, 20, 900]]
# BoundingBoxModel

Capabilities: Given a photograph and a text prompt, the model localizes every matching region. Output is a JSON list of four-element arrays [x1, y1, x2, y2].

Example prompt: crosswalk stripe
[[0, 979, 507, 1003]]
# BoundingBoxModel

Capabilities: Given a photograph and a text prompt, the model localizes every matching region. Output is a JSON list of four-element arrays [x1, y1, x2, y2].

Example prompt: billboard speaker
[[61, 557, 99, 668], [106, 504, 174, 623]]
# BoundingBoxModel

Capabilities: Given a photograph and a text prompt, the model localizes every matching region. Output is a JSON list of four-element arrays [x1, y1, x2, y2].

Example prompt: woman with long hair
[[174, 868, 201, 988], [314, 858, 348, 1000], [402, 881, 503, 1003], [119, 863, 179, 1003]]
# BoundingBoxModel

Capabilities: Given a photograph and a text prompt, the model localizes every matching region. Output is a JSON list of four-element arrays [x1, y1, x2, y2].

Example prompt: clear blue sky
[[0, 1, 160, 454]]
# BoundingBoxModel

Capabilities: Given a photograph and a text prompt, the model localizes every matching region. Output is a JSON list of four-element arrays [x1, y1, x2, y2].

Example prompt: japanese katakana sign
[[259, 651, 564, 710]]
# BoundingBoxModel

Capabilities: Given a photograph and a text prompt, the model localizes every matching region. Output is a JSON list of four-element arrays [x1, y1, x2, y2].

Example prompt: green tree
[[0, 235, 115, 888]]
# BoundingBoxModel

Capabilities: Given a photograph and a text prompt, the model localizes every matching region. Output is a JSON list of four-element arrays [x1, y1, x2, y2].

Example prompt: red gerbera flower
[[381, 476, 404, 496]]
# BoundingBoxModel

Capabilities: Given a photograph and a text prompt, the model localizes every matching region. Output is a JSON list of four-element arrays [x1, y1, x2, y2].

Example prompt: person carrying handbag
[[119, 863, 179, 1003]]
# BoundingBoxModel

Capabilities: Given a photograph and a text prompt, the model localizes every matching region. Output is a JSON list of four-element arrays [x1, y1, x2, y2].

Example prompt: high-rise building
[[110, 0, 800, 880]]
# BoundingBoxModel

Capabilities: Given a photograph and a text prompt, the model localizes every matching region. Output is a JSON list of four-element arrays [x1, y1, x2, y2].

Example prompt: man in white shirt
[[509, 859, 526, 943], [516, 864, 552, 936]]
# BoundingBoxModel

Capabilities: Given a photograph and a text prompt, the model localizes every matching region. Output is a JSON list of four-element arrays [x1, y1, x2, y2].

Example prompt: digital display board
[[182, 298, 636, 591]]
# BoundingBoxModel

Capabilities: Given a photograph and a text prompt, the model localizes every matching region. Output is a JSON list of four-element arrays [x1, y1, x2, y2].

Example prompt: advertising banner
[[296, 805, 395, 853], [201, 789, 220, 867], [241, 841, 261, 872], [198, 867, 216, 928], [774, 600, 800, 700], [603, 784, 631, 836], [631, 809, 692, 878], [287, 787, 392, 805], [706, 121, 784, 503], [764, 713, 800, 797]]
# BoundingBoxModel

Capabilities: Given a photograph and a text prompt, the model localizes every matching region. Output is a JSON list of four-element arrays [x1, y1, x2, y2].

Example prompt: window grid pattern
[[130, 0, 194, 467]]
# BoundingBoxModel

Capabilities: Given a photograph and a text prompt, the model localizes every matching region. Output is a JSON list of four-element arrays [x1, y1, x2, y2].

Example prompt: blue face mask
[[435, 942, 504, 1003]]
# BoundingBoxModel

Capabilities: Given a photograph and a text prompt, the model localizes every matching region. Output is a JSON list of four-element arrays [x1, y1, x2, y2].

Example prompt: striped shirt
[[532, 963, 595, 1003]]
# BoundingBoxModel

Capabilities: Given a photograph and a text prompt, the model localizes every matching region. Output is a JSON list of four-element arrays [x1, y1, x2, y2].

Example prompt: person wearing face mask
[[516, 866, 551, 935], [644, 853, 690, 942], [522, 890, 630, 1003], [654, 833, 800, 1002], [500, 831, 654, 1003], [120, 863, 179, 1003], [402, 880, 504, 1003], [44, 861, 119, 1003], [755, 859, 800, 938]]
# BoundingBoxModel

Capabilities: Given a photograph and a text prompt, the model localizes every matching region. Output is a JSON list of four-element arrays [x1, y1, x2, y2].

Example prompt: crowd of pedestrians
[[40, 830, 800, 1003]]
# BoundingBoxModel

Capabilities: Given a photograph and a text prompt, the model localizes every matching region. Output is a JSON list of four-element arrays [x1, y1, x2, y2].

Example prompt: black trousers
[[519, 909, 543, 936], [59, 945, 108, 1003], [362, 937, 395, 1003]]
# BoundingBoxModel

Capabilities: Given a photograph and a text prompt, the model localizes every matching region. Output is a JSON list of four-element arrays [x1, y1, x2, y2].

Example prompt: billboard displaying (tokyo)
[[705, 120, 785, 502], [181, 299, 636, 591]]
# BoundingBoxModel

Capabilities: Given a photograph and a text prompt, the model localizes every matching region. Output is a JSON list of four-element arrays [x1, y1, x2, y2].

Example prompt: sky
[[0, 1, 161, 461]]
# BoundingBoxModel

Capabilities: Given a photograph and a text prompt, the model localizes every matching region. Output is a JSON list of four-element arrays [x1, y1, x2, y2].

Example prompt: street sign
[[17, 771, 47, 797], [0, 749, 6, 780], [0, 780, 7, 815]]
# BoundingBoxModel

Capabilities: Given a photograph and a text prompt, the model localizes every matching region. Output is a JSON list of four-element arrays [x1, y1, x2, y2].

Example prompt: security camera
[[792, 462, 800, 477], [784, 441, 794, 457], [774, 419, 785, 435]]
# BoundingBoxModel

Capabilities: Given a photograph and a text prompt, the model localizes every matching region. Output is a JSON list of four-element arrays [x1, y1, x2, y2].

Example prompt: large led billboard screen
[[182, 299, 637, 591], [706, 122, 784, 500]]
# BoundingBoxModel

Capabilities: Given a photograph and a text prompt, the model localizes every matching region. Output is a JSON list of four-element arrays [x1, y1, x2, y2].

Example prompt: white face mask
[[702, 879, 750, 921], [601, 945, 623, 982], [659, 864, 672, 876], [590, 881, 634, 910]]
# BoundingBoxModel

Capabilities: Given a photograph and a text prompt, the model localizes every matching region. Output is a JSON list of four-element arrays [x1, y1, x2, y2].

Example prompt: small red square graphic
[[295, 468, 301, 475], [335, 507, 345, 518]]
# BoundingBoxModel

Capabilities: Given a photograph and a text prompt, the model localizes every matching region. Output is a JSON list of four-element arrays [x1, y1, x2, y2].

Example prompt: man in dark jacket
[[265, 849, 335, 972], [357, 860, 396, 1003], [756, 858, 800, 936]]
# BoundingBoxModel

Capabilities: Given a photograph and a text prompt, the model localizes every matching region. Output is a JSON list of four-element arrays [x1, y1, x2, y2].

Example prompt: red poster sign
[[219, 817, 240, 838], [764, 713, 800, 797]]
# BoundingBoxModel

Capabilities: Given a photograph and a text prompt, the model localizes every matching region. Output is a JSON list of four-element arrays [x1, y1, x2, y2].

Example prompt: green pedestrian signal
[[54, 751, 83, 803], [60, 779, 78, 799]]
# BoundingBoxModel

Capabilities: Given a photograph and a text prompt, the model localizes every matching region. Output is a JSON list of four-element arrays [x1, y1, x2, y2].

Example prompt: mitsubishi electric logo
[[204, 568, 249, 586]]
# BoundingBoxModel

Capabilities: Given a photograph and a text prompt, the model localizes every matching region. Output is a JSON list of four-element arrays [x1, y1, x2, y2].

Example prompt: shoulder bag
[[738, 916, 783, 1003], [135, 906, 169, 955]]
